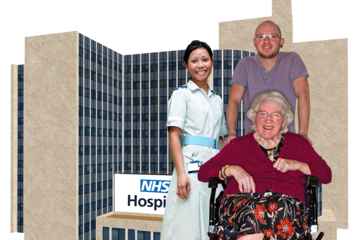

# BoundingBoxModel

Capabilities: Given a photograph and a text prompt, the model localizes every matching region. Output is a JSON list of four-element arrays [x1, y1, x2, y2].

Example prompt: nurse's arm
[[169, 127, 185, 174]]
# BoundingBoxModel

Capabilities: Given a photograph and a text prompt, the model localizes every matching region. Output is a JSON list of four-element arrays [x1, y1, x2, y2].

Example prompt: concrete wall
[[11, 64, 18, 233], [218, 1, 348, 239], [24, 31, 79, 240]]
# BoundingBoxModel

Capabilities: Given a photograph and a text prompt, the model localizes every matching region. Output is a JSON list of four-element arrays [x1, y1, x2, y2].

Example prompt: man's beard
[[257, 49, 280, 59]]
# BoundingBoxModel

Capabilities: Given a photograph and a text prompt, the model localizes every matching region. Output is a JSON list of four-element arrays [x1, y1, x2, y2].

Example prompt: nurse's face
[[185, 47, 213, 85]]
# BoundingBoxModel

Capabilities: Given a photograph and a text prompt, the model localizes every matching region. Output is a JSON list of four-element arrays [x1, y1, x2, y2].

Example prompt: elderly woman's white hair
[[246, 91, 294, 133]]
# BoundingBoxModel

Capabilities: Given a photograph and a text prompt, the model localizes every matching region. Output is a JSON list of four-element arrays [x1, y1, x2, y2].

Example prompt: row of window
[[79, 163, 116, 175], [79, 126, 167, 138], [79, 66, 122, 88], [79, 48, 252, 84], [79, 182, 113, 195], [78, 145, 168, 155], [103, 227, 160, 240], [78, 108, 168, 122], [79, 46, 185, 73], [79, 68, 186, 90], [78, 86, 168, 108], [78, 219, 97, 235]]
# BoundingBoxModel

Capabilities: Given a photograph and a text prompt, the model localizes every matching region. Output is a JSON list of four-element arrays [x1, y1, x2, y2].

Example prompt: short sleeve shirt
[[167, 80, 227, 139], [231, 51, 308, 134]]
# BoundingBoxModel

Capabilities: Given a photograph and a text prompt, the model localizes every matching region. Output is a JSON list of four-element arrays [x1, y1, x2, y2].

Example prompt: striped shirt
[[231, 51, 308, 134]]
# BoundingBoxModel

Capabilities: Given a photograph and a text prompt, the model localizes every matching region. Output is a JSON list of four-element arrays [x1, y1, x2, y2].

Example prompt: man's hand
[[299, 133, 312, 145], [224, 135, 237, 145]]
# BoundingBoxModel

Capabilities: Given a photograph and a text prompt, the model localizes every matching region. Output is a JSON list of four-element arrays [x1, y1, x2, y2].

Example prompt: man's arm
[[225, 84, 245, 145], [293, 75, 311, 144]]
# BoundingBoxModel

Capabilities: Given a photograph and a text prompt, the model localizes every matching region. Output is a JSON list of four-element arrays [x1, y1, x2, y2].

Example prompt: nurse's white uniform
[[161, 80, 227, 240]]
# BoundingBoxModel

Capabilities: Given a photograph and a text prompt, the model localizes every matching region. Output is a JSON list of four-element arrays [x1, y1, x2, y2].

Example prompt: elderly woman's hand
[[273, 158, 311, 175], [225, 166, 256, 193]]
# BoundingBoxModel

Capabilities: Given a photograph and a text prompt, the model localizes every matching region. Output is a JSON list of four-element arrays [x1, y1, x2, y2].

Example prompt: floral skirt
[[218, 190, 309, 240]]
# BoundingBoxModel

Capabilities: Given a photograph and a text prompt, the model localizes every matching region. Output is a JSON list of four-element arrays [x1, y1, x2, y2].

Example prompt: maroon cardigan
[[198, 132, 332, 204]]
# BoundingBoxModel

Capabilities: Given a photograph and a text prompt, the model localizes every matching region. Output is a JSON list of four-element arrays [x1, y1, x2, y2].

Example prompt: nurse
[[160, 40, 227, 240]]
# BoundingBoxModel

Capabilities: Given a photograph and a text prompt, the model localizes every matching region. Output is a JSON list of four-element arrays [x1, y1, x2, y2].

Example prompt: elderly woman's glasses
[[257, 111, 283, 120]]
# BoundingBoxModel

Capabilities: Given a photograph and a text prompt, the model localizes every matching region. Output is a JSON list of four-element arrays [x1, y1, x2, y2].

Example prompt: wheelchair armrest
[[309, 176, 319, 188], [208, 177, 223, 188]]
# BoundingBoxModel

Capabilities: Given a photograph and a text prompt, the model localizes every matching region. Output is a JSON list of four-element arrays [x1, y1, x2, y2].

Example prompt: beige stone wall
[[24, 31, 79, 240], [218, 1, 348, 239], [11, 64, 18, 233]]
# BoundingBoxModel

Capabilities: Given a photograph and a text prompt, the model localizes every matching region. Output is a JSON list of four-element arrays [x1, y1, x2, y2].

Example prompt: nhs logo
[[140, 179, 170, 193]]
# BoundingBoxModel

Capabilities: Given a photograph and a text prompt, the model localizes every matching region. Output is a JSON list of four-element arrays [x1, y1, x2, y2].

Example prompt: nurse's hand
[[176, 173, 191, 200]]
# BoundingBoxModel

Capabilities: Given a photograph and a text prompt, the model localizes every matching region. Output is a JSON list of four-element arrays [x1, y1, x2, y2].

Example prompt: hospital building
[[9, 29, 255, 240]]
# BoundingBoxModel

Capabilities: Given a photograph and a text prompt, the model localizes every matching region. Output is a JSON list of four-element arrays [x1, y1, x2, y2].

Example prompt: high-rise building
[[11, 31, 253, 240]]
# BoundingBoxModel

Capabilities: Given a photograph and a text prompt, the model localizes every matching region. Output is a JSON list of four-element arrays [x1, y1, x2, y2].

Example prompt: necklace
[[255, 132, 280, 160]]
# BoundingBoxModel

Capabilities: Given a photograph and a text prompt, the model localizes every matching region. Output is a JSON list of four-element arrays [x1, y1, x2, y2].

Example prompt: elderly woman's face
[[256, 100, 285, 140]]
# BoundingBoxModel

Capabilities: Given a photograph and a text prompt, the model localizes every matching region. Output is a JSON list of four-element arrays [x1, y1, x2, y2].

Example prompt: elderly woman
[[198, 91, 331, 240]]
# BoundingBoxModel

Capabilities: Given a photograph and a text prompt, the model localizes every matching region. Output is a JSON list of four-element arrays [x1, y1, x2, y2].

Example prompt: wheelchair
[[207, 176, 324, 240]]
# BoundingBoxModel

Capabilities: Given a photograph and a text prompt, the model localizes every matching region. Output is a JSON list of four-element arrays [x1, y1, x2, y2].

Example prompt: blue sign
[[140, 179, 170, 193]]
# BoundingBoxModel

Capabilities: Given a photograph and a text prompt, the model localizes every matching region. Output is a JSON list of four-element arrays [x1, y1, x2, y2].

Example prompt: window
[[142, 146, 149, 154], [85, 145, 90, 155], [159, 129, 167, 138], [160, 113, 167, 121], [97, 91, 102, 101], [91, 183, 96, 192], [125, 114, 131, 122], [125, 146, 131, 154], [103, 181, 107, 190], [97, 200, 102, 209], [102, 227, 110, 240], [85, 184, 89, 194], [133, 97, 140, 106], [151, 146, 158, 154], [151, 80, 158, 88], [103, 198, 108, 208], [97, 182, 102, 191], [159, 96, 167, 104], [142, 130, 149, 138], [125, 98, 131, 106], [79, 204, 83, 215], [138, 231, 151, 240], [133, 113, 140, 122], [85, 222, 89, 233], [151, 96, 157, 105], [151, 130, 158, 138], [160, 146, 167, 154], [133, 130, 140, 138], [124, 130, 131, 138], [151, 113, 157, 121], [142, 96, 149, 105], [142, 113, 149, 122], [91, 220, 96, 230], [91, 201, 96, 211], [84, 203, 89, 213], [151, 63, 158, 72], [169, 79, 176, 88], [142, 81, 149, 89]]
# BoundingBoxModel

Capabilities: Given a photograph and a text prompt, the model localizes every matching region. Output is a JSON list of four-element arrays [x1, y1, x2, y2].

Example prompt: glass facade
[[17, 65, 24, 233], [103, 227, 160, 240], [16, 33, 253, 239]]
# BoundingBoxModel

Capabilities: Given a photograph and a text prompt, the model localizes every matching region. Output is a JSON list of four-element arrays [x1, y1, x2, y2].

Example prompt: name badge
[[188, 160, 203, 173]]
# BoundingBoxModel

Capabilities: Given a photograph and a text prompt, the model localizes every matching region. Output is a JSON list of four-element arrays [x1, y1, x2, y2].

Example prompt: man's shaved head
[[255, 21, 282, 38]]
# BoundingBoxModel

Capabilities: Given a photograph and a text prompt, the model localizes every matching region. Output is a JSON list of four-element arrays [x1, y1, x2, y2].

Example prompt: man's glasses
[[255, 34, 280, 40]]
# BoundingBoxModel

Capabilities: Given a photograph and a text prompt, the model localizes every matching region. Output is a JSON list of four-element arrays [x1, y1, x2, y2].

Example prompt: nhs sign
[[115, 174, 172, 214], [140, 179, 170, 193]]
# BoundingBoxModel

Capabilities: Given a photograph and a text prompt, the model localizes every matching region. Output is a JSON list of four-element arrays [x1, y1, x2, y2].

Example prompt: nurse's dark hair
[[183, 40, 213, 64]]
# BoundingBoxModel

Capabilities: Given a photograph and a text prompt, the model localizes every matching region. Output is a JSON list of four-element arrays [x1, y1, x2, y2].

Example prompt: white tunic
[[161, 80, 227, 240]]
